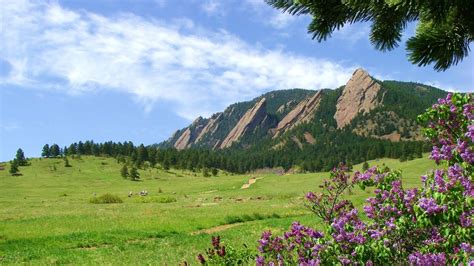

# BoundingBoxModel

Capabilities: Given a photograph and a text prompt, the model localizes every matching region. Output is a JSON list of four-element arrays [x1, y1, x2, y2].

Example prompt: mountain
[[161, 68, 447, 151]]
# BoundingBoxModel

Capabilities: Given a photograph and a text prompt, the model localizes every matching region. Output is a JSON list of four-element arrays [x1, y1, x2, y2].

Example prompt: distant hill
[[160, 68, 446, 151]]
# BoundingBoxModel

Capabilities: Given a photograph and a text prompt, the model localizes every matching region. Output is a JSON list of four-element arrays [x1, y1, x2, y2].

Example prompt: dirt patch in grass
[[190, 223, 242, 235], [241, 176, 263, 189]]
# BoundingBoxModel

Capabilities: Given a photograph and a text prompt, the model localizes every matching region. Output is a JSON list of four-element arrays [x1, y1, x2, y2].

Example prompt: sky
[[1, 0, 473, 161]]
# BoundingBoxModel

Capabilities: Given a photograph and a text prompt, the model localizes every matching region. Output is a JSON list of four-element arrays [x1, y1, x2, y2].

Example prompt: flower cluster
[[418, 197, 447, 215], [408, 252, 446, 265], [256, 222, 325, 265], [256, 93, 473, 265]]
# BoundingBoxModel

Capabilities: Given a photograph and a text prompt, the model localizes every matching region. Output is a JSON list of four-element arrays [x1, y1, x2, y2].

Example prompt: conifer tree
[[15, 148, 28, 166], [42, 144, 50, 158], [266, 0, 474, 71], [129, 167, 140, 181], [9, 159, 19, 176], [362, 161, 369, 171], [50, 144, 60, 157], [120, 165, 129, 178]]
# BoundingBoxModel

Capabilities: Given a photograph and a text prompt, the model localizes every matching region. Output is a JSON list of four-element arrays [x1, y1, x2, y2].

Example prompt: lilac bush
[[257, 93, 473, 265]]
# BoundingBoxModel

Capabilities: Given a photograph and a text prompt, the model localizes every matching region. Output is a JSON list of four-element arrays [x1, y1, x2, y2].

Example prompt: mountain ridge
[[160, 68, 447, 152]]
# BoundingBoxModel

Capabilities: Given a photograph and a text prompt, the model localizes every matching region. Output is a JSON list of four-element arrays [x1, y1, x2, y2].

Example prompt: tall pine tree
[[15, 148, 28, 166]]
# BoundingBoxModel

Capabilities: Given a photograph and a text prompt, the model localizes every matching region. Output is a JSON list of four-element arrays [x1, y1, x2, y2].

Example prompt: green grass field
[[0, 155, 437, 264]]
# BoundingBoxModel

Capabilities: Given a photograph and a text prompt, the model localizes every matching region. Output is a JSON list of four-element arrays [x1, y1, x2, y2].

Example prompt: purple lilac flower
[[433, 169, 447, 192], [418, 198, 446, 215], [430, 146, 443, 164], [408, 252, 446, 265], [466, 125, 474, 142], [305, 192, 316, 201], [460, 211, 473, 228], [463, 103, 474, 120], [461, 243, 473, 253]]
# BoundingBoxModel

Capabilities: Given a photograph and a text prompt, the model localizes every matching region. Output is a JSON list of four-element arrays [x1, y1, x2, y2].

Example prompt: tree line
[[39, 136, 426, 174]]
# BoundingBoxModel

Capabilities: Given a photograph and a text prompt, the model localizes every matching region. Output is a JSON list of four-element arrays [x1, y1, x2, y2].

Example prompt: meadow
[[0, 155, 437, 264]]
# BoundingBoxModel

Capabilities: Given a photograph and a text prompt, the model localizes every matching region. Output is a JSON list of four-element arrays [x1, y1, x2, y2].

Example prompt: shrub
[[203, 167, 211, 177], [64, 157, 71, 167], [224, 215, 244, 224], [135, 196, 176, 204], [362, 161, 369, 171], [89, 193, 123, 204]]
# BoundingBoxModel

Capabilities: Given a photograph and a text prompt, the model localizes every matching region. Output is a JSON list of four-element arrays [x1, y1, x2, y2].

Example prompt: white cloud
[[333, 23, 370, 44], [1, 0, 355, 120], [243, 0, 300, 30], [201, 0, 222, 16], [268, 12, 297, 29]]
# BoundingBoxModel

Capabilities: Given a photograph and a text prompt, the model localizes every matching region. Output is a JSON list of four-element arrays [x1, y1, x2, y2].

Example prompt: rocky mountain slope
[[161, 68, 447, 151]]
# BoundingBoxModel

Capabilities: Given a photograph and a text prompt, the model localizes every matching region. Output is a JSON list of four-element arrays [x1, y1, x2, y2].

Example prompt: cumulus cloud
[[1, 0, 355, 120]]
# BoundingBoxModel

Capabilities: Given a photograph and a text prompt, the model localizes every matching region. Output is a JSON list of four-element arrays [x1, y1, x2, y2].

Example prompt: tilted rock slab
[[173, 117, 206, 150], [334, 68, 381, 129], [220, 97, 268, 149], [194, 113, 222, 143], [174, 128, 192, 150], [272, 90, 322, 138]]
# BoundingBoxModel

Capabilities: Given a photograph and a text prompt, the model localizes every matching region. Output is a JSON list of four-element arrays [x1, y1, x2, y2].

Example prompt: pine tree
[[15, 148, 28, 166], [120, 165, 129, 178], [50, 144, 60, 157], [9, 159, 19, 176], [211, 167, 218, 176], [202, 167, 211, 177], [136, 144, 148, 167], [42, 144, 50, 158], [129, 167, 140, 181], [362, 161, 369, 171], [266, 0, 474, 71], [163, 159, 170, 171]]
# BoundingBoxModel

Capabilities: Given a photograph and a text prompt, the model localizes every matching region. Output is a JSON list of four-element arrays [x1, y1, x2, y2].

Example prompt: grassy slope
[[0, 155, 437, 264]]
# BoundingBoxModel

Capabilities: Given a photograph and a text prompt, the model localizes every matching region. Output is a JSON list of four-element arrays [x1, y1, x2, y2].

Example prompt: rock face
[[194, 113, 222, 143], [273, 91, 322, 137], [334, 68, 381, 129], [220, 98, 268, 149], [174, 128, 192, 150], [173, 117, 206, 150]]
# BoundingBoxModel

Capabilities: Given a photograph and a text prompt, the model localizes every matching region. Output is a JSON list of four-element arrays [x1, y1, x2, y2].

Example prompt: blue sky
[[1, 0, 473, 161]]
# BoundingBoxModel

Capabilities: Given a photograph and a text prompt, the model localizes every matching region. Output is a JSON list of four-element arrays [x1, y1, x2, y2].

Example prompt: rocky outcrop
[[272, 91, 322, 137], [334, 68, 381, 129], [195, 113, 222, 143], [303, 132, 316, 144], [174, 128, 192, 150], [173, 117, 207, 150], [220, 98, 268, 149]]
